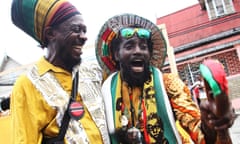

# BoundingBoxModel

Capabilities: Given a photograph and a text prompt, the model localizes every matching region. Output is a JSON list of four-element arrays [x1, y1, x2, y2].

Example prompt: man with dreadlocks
[[95, 13, 235, 144], [9, 0, 110, 143]]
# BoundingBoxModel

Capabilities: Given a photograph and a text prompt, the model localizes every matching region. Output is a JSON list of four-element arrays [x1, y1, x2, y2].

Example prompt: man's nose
[[78, 33, 88, 44], [134, 45, 142, 53]]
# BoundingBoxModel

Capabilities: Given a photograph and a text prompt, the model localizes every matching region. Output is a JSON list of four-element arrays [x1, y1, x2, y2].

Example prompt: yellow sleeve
[[10, 74, 57, 144], [163, 73, 206, 144]]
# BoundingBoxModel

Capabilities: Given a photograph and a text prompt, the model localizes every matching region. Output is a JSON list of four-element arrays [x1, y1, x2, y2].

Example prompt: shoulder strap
[[44, 72, 79, 143]]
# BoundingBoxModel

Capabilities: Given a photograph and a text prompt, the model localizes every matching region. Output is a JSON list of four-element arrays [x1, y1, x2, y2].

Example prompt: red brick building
[[157, 0, 240, 100]]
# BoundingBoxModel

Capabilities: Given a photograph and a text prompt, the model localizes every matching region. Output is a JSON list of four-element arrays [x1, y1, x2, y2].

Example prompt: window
[[178, 59, 228, 86], [178, 62, 201, 86], [205, 0, 235, 20], [215, 0, 225, 16]]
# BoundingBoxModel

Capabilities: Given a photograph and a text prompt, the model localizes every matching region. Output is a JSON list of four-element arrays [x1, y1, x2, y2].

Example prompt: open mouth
[[131, 59, 145, 72]]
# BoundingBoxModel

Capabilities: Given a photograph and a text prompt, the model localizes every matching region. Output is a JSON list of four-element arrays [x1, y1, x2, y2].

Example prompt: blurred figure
[[192, 75, 207, 105]]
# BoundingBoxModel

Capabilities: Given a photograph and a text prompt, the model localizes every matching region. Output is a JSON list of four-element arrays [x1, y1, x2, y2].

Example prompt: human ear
[[114, 50, 120, 61], [43, 26, 56, 43]]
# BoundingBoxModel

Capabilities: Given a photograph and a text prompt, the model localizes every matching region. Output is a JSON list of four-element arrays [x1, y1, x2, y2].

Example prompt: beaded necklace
[[120, 84, 150, 143]]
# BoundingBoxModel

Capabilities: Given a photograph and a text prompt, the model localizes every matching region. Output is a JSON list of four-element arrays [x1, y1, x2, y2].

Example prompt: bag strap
[[44, 71, 79, 143], [59, 71, 79, 139]]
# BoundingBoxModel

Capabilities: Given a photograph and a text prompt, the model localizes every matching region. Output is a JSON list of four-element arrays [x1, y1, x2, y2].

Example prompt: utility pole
[[158, 24, 178, 75]]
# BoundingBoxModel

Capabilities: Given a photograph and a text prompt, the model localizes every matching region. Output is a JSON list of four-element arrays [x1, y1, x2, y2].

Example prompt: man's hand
[[200, 99, 235, 131], [199, 59, 236, 144]]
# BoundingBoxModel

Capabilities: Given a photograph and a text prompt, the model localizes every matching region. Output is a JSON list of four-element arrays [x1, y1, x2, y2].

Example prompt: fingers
[[211, 118, 232, 130], [210, 109, 236, 130], [200, 102, 236, 131]]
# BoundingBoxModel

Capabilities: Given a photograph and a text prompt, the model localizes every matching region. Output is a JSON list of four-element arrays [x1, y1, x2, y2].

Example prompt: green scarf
[[109, 66, 178, 144]]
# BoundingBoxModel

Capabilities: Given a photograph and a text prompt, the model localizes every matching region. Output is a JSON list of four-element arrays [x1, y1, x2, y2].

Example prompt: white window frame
[[212, 0, 226, 17], [205, 0, 235, 20]]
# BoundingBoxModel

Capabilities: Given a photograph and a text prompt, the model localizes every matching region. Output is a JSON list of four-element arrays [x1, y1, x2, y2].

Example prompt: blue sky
[[0, 0, 198, 65]]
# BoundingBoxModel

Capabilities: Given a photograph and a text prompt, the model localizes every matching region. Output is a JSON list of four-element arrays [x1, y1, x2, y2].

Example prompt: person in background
[[10, 0, 110, 143], [182, 80, 199, 106], [95, 13, 235, 143], [192, 82, 202, 105], [191, 75, 206, 105], [183, 79, 190, 88]]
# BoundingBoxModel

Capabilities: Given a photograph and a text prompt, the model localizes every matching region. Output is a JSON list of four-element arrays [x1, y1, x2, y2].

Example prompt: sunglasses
[[120, 28, 151, 39]]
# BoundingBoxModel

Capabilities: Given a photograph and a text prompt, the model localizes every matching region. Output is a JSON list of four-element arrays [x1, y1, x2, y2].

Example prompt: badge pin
[[68, 101, 84, 120]]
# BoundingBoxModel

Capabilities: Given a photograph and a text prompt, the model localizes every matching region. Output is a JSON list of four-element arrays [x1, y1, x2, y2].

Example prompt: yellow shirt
[[10, 57, 103, 144]]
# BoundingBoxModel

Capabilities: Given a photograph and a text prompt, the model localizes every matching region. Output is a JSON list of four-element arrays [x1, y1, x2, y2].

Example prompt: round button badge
[[68, 101, 84, 120]]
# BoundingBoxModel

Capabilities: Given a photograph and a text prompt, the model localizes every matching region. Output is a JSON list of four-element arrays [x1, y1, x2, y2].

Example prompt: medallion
[[68, 101, 85, 120], [126, 127, 143, 144]]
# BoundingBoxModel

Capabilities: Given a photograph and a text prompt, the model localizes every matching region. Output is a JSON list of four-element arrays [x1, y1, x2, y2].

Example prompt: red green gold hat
[[200, 59, 228, 97], [95, 13, 167, 76], [11, 0, 80, 46]]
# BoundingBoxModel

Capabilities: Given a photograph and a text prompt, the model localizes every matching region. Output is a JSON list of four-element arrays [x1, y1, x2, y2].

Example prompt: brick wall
[[172, 50, 240, 100], [216, 50, 240, 75], [228, 74, 240, 99]]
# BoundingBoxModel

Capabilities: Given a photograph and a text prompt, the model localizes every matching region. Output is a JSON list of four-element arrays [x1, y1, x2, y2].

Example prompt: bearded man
[[95, 13, 235, 144]]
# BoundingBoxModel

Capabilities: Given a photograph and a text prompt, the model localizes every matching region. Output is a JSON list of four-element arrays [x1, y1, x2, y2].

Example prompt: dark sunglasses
[[120, 28, 151, 39]]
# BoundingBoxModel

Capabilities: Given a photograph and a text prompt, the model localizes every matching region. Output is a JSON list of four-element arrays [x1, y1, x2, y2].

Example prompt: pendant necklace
[[125, 88, 143, 144]]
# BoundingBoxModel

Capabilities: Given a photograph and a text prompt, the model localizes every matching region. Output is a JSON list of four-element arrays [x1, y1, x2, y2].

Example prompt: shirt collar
[[36, 57, 71, 76]]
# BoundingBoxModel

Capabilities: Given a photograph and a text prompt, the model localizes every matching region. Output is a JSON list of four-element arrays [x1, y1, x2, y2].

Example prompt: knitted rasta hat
[[199, 59, 228, 97], [11, 0, 80, 46], [95, 13, 167, 76]]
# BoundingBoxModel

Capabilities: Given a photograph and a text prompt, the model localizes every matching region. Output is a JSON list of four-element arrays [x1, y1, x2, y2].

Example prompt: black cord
[[42, 71, 79, 144], [58, 71, 79, 139]]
